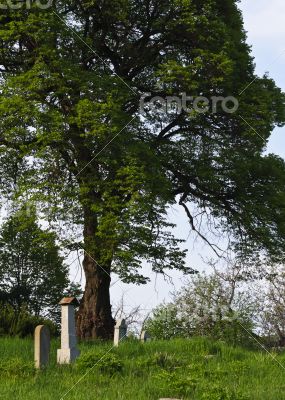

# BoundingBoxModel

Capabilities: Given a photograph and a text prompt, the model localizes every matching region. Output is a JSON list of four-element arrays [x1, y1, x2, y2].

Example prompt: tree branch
[[179, 195, 223, 257]]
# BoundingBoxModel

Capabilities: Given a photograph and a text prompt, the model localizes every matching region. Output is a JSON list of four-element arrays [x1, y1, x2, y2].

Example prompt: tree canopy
[[0, 0, 285, 338]]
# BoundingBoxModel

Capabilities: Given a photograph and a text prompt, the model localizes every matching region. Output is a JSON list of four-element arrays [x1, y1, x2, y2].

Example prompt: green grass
[[0, 337, 284, 399]]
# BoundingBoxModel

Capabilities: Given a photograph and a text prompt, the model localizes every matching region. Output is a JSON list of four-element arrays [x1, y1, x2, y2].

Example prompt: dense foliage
[[0, 209, 69, 318], [0, 304, 58, 337]]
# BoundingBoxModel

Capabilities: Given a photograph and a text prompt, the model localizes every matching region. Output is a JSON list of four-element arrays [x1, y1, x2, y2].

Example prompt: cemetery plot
[[0, 337, 284, 400]]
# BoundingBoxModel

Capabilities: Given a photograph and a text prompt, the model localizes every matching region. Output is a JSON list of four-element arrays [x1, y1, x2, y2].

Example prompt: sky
[[70, 1, 285, 316], [240, 0, 285, 158]]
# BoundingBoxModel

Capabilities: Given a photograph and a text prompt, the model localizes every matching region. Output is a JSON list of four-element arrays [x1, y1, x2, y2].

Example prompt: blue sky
[[98, 1, 285, 314]]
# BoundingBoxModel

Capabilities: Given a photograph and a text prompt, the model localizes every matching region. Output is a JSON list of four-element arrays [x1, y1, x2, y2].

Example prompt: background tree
[[0, 0, 285, 339], [253, 267, 285, 347], [145, 270, 257, 346], [144, 302, 183, 340], [113, 292, 145, 335], [0, 208, 69, 319]]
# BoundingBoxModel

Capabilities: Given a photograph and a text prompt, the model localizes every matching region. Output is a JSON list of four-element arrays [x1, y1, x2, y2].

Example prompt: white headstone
[[34, 325, 50, 369], [114, 319, 127, 346], [57, 297, 80, 364], [140, 330, 151, 342]]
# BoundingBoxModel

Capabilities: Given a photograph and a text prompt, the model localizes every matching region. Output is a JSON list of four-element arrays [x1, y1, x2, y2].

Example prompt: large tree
[[0, 0, 285, 339]]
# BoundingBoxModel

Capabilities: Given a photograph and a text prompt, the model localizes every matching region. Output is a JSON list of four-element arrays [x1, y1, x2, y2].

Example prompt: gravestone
[[57, 297, 80, 364], [140, 330, 151, 342], [34, 325, 50, 369], [114, 319, 127, 346]]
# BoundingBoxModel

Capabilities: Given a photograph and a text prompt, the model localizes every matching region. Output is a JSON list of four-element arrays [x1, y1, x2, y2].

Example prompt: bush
[[210, 318, 258, 348], [155, 370, 198, 397], [144, 303, 184, 340], [0, 303, 58, 337], [76, 350, 123, 375]]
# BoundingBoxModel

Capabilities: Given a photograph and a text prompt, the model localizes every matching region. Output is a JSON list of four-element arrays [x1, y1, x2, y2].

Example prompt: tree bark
[[76, 207, 115, 340]]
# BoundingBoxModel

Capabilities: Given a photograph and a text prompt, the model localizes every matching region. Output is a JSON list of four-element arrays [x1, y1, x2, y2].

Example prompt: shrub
[[76, 350, 123, 375], [155, 370, 198, 397], [0, 304, 58, 337], [144, 303, 184, 340]]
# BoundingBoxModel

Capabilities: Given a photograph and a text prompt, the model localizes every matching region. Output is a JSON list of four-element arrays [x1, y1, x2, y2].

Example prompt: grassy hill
[[0, 337, 284, 399]]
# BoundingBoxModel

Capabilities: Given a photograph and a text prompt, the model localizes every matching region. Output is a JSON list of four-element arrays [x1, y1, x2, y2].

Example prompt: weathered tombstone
[[34, 325, 50, 369], [114, 319, 127, 346], [140, 330, 151, 343], [57, 297, 80, 364]]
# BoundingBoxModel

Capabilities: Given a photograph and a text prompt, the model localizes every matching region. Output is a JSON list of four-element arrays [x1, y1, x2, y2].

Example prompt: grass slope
[[0, 337, 284, 399]]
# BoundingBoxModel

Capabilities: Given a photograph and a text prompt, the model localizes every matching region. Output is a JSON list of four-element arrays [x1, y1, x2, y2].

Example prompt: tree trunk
[[76, 208, 115, 340]]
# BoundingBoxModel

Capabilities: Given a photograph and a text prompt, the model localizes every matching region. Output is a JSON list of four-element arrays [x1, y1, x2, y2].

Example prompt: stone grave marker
[[114, 319, 127, 346], [140, 330, 151, 342], [34, 325, 50, 369], [57, 297, 80, 364]]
